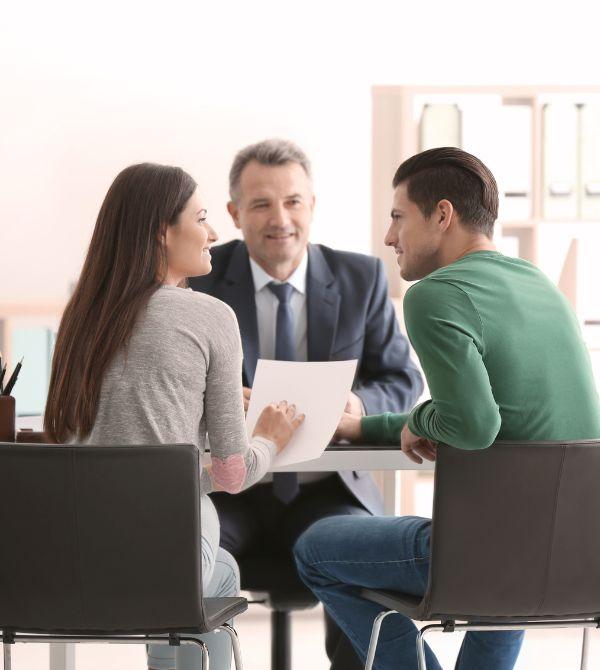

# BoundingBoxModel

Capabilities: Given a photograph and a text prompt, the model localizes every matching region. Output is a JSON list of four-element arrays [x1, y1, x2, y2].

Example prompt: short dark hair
[[229, 138, 312, 202], [392, 147, 499, 238]]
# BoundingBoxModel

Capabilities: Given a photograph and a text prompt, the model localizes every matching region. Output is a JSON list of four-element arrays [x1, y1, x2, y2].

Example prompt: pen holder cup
[[0, 395, 16, 442]]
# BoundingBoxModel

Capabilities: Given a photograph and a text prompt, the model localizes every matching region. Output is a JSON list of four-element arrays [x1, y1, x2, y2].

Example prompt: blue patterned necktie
[[267, 281, 300, 504]]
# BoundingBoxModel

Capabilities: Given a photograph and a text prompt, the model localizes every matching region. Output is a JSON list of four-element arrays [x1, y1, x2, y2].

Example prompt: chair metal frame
[[2, 626, 243, 670], [365, 612, 598, 670]]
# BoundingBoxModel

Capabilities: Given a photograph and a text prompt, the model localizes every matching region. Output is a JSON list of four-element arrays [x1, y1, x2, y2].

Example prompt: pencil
[[0, 357, 5, 394], [3, 357, 24, 396]]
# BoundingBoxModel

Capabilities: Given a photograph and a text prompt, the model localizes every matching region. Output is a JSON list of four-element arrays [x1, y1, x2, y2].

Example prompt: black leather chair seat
[[239, 555, 317, 610], [204, 597, 248, 628], [238, 554, 318, 669], [360, 588, 423, 619]]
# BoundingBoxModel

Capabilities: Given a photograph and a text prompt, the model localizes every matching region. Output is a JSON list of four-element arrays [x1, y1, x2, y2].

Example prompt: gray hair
[[229, 138, 312, 202]]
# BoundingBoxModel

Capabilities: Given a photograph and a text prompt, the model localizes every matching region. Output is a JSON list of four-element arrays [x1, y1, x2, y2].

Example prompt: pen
[[0, 351, 4, 393], [3, 357, 23, 396]]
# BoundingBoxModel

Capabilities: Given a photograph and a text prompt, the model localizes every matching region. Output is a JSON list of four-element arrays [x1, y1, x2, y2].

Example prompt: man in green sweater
[[294, 147, 600, 670]]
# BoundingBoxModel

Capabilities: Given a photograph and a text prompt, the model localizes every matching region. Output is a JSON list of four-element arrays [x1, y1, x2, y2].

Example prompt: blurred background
[[1, 1, 600, 666], [2, 0, 600, 413]]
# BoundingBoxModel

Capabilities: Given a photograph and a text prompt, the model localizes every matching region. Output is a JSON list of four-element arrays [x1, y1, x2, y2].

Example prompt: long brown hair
[[45, 163, 197, 442]]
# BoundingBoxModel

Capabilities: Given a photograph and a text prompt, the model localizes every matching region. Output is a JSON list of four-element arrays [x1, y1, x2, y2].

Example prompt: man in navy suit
[[190, 138, 423, 669]]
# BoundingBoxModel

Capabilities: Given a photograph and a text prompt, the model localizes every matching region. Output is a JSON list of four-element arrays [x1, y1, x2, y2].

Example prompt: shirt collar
[[249, 252, 308, 295]]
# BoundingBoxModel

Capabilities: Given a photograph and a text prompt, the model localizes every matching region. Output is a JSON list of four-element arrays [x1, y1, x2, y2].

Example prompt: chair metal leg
[[217, 624, 243, 670], [581, 626, 591, 670], [3, 644, 11, 670], [364, 610, 398, 670], [416, 624, 444, 670], [271, 610, 291, 670], [185, 638, 210, 670]]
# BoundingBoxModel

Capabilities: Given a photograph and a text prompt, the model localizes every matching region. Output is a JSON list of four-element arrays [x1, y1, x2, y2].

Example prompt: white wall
[[1, 0, 597, 304]]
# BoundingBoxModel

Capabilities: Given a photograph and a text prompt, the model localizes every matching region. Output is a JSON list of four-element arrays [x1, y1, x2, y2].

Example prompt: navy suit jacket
[[189, 240, 423, 515]]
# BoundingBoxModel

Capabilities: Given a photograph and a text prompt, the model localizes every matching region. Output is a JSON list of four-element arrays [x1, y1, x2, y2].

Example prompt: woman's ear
[[157, 222, 168, 246]]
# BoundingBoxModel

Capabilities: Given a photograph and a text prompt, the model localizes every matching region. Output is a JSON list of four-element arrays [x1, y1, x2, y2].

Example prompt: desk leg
[[382, 471, 399, 515], [400, 472, 418, 516], [49, 643, 75, 670]]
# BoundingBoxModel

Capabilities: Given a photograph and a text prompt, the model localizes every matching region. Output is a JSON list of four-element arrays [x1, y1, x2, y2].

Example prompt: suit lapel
[[306, 245, 340, 361], [221, 243, 260, 385]]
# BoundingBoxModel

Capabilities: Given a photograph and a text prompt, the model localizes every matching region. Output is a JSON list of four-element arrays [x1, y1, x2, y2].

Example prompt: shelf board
[[539, 219, 600, 225], [0, 303, 65, 318], [500, 221, 537, 230]]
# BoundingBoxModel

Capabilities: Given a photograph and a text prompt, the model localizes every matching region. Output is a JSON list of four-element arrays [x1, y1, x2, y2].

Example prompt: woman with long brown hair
[[45, 163, 304, 670]]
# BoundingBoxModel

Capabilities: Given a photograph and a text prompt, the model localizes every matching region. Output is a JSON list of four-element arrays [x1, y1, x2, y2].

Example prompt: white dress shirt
[[249, 253, 329, 485], [249, 254, 308, 362]]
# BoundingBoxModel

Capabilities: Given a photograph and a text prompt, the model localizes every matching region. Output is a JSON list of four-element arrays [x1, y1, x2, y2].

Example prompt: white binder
[[578, 104, 600, 220], [542, 103, 578, 220], [419, 104, 462, 151], [498, 104, 532, 221]]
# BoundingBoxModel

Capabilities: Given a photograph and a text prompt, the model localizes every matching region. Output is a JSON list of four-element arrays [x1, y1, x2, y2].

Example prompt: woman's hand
[[253, 400, 305, 453], [333, 412, 362, 443]]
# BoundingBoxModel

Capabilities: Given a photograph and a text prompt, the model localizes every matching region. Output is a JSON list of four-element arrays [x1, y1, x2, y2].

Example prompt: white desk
[[14, 417, 434, 670], [270, 444, 433, 473]]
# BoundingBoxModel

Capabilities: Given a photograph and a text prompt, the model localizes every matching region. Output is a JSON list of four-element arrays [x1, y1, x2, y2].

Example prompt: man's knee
[[293, 515, 345, 577]]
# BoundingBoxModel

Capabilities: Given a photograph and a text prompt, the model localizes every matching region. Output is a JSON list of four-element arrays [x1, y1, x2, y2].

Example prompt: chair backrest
[[0, 442, 207, 634], [423, 440, 600, 621]]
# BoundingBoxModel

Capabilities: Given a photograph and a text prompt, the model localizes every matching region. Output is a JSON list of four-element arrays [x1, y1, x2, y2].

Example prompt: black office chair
[[361, 440, 600, 670], [0, 442, 248, 670], [239, 554, 318, 670]]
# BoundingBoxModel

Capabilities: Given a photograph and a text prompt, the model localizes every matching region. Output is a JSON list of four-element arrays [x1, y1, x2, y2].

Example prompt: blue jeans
[[148, 496, 239, 670], [294, 515, 524, 670]]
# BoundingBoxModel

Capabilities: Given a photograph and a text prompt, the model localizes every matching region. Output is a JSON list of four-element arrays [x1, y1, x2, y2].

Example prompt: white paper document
[[246, 359, 358, 467]]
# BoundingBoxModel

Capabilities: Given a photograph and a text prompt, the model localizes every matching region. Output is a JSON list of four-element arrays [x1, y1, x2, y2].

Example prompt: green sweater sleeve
[[360, 412, 409, 444], [403, 278, 501, 450]]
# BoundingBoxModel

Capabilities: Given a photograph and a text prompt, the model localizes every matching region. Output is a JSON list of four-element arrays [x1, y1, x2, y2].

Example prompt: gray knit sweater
[[81, 285, 276, 494]]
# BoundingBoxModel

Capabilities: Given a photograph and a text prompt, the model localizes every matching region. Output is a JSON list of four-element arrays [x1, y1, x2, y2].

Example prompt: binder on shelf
[[419, 104, 462, 151], [498, 104, 532, 221], [578, 104, 600, 220], [542, 103, 579, 220]]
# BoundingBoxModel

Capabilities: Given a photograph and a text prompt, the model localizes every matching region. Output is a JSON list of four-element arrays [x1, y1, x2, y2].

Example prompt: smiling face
[[227, 160, 314, 277], [384, 182, 444, 281], [163, 188, 218, 284]]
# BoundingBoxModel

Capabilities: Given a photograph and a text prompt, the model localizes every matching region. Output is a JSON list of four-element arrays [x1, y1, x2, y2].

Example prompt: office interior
[[2, 1, 600, 668]]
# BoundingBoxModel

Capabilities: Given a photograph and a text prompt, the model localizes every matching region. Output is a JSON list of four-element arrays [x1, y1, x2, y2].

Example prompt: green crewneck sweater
[[361, 251, 600, 447]]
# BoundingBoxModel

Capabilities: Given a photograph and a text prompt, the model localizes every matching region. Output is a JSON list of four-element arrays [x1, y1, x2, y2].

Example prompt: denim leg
[[174, 547, 239, 670], [294, 514, 442, 670], [148, 497, 239, 670], [455, 629, 525, 670]]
